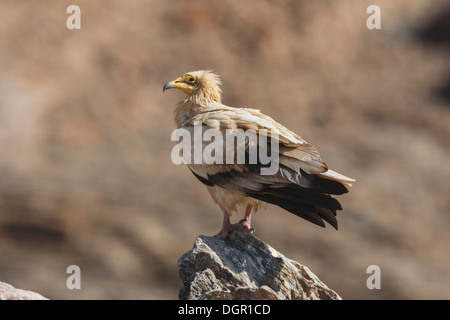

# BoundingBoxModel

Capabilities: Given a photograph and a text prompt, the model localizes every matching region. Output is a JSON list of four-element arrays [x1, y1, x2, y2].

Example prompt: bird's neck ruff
[[185, 71, 222, 106], [174, 71, 222, 127]]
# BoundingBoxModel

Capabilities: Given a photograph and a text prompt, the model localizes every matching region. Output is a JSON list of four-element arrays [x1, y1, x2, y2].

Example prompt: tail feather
[[318, 169, 355, 187], [251, 185, 340, 229], [251, 193, 332, 228], [266, 186, 342, 211]]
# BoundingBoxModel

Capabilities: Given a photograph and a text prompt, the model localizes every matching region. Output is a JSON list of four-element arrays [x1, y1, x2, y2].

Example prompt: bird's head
[[163, 72, 200, 95], [163, 70, 222, 104]]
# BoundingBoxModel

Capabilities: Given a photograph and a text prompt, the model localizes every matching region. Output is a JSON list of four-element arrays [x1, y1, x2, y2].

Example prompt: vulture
[[163, 70, 354, 239]]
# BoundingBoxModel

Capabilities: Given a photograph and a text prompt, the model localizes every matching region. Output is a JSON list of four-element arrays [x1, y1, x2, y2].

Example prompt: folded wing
[[184, 104, 355, 229]]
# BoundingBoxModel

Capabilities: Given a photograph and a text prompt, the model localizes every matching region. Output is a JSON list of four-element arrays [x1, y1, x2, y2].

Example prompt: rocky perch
[[0, 281, 48, 300], [177, 229, 341, 300]]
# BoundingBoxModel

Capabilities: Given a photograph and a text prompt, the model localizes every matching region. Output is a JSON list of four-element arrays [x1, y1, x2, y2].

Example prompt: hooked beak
[[163, 81, 176, 92], [163, 77, 195, 95]]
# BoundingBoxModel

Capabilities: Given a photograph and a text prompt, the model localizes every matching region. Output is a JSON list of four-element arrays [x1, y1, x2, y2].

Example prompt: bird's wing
[[185, 104, 328, 175], [181, 105, 353, 229]]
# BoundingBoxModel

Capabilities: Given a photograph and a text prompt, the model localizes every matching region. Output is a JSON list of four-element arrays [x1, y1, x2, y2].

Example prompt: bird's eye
[[188, 76, 195, 83]]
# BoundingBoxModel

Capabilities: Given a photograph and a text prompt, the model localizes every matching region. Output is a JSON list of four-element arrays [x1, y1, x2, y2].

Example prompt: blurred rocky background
[[0, 0, 449, 299]]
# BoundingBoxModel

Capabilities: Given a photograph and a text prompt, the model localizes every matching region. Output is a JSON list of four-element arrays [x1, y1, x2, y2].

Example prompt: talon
[[239, 219, 254, 234]]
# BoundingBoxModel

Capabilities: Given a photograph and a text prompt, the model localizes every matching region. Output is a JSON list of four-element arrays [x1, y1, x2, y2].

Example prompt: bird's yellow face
[[163, 73, 199, 95]]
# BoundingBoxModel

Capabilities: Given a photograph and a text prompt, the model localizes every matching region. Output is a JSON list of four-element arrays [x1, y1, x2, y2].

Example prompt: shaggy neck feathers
[[174, 70, 222, 127], [187, 70, 222, 105]]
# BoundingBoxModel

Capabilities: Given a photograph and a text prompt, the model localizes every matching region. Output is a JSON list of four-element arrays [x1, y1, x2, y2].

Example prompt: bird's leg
[[239, 204, 255, 234], [214, 211, 242, 239], [214, 206, 255, 239]]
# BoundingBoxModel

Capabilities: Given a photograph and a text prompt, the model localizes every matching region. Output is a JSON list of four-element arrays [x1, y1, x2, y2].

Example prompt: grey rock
[[0, 281, 48, 300], [177, 229, 341, 300]]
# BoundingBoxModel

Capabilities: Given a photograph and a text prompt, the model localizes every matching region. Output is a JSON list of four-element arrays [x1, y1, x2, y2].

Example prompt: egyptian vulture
[[163, 70, 354, 239]]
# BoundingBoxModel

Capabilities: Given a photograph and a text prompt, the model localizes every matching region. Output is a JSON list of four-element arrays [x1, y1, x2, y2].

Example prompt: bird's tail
[[252, 185, 342, 229], [318, 169, 355, 187]]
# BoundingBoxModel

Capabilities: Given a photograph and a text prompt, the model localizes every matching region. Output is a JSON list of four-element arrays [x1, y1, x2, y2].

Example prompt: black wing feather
[[205, 169, 343, 229]]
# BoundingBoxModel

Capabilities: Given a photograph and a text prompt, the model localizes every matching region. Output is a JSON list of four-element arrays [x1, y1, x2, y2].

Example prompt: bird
[[163, 70, 354, 239]]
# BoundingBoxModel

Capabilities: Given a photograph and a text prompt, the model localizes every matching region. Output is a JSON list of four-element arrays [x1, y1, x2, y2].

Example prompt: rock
[[177, 229, 341, 300], [0, 281, 48, 300]]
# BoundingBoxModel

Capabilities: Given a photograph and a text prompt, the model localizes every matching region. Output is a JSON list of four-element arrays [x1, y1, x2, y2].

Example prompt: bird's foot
[[214, 207, 254, 239], [213, 229, 230, 240], [213, 222, 240, 239], [239, 219, 255, 234], [213, 220, 254, 239]]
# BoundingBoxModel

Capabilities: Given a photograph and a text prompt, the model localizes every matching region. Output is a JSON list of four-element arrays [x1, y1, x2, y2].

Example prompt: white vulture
[[163, 70, 354, 239]]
